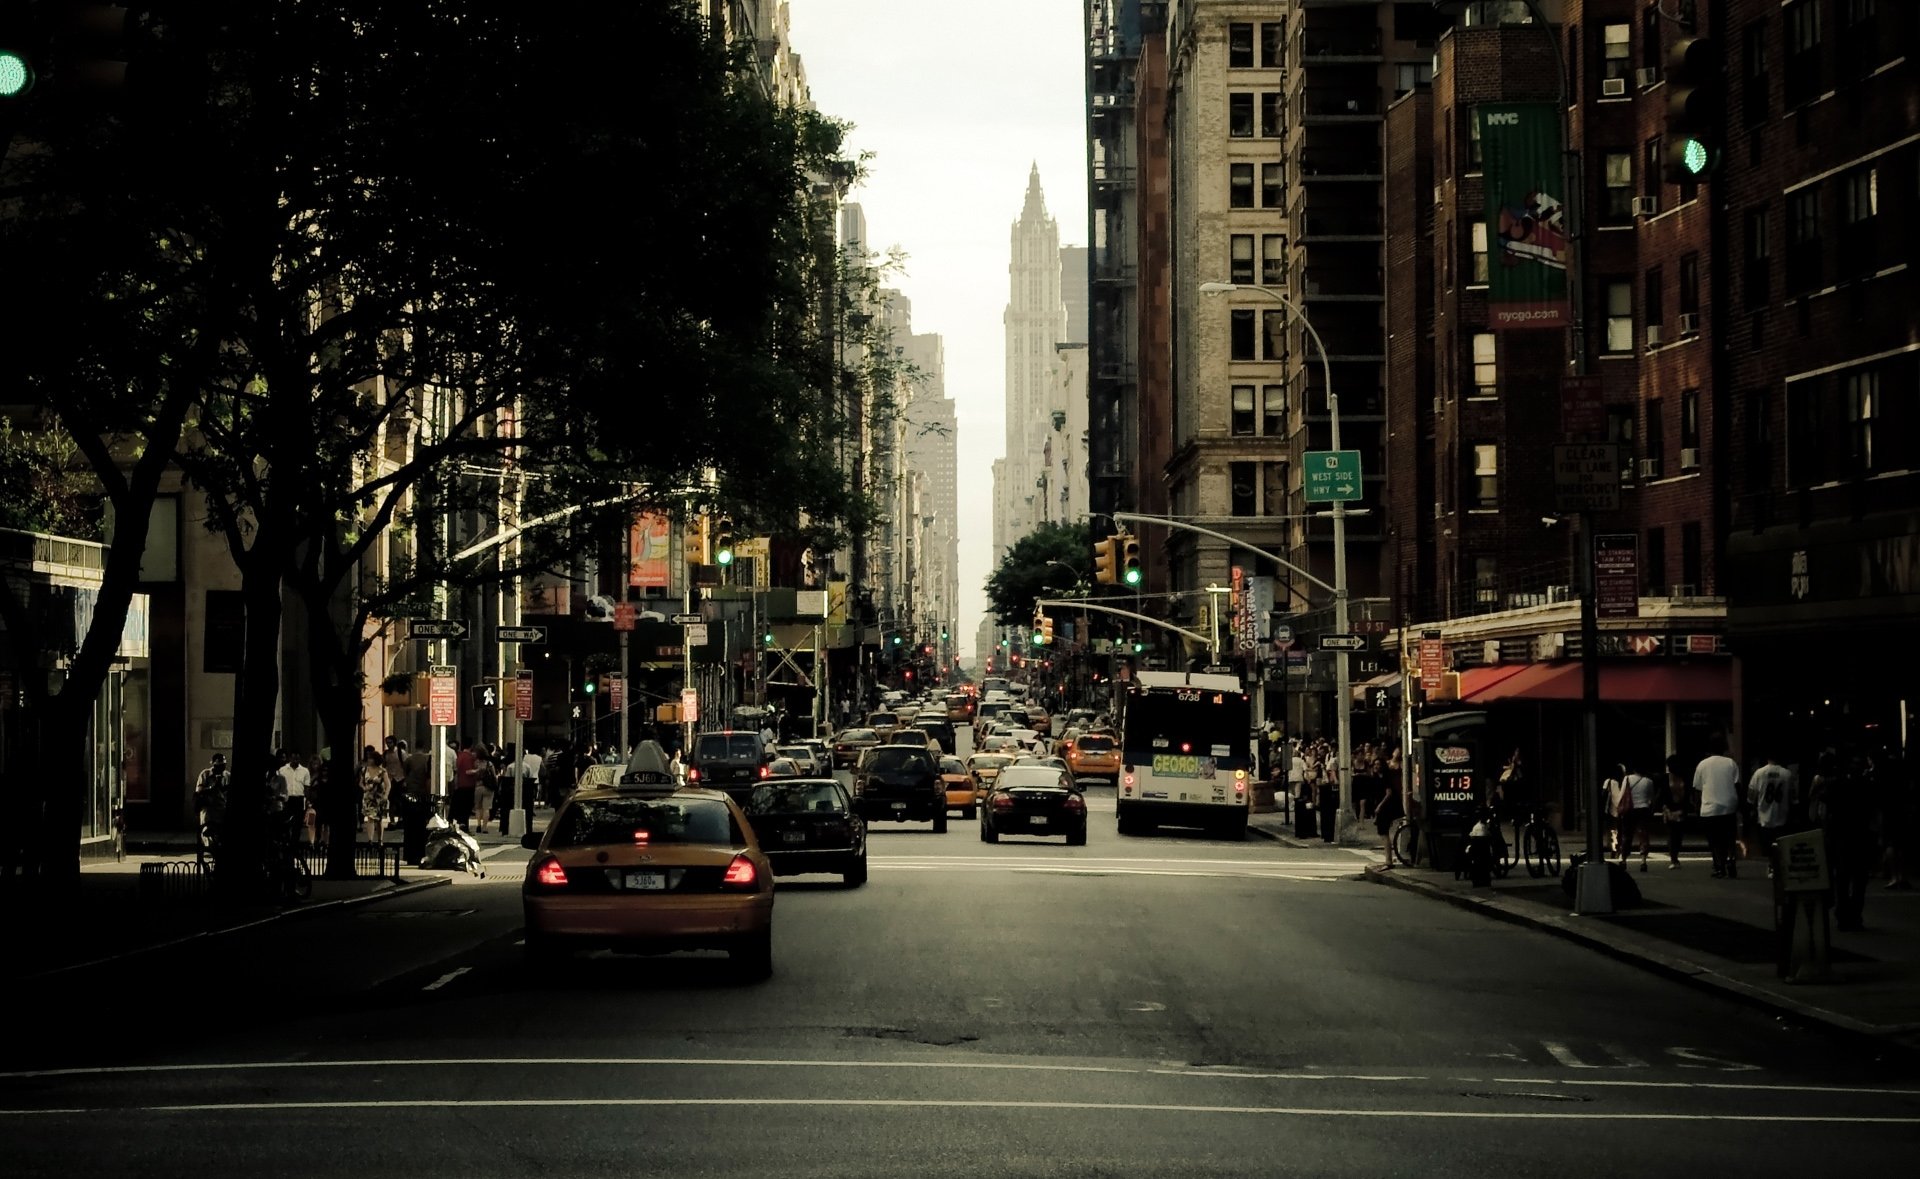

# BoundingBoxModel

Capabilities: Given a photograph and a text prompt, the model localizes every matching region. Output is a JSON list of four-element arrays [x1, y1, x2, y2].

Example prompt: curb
[[19, 875, 453, 983], [1364, 864, 1920, 1064]]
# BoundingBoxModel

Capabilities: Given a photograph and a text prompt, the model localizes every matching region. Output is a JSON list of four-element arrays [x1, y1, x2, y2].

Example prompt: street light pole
[[1199, 281, 1352, 842]]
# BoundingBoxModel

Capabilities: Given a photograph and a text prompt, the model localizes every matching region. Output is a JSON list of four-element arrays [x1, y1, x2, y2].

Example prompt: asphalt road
[[4, 733, 1915, 1176]]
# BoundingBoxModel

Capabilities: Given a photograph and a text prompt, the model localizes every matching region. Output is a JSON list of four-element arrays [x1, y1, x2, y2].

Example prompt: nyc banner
[[628, 510, 671, 588], [1477, 102, 1568, 330]]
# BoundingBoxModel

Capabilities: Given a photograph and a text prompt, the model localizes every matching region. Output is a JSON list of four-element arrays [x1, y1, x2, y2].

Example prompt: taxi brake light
[[533, 857, 568, 887], [721, 855, 758, 889], [687, 766, 701, 782], [758, 765, 771, 779], [633, 829, 651, 846]]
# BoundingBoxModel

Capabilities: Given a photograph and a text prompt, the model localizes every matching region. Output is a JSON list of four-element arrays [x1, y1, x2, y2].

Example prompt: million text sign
[[1477, 103, 1568, 330], [629, 511, 672, 588]]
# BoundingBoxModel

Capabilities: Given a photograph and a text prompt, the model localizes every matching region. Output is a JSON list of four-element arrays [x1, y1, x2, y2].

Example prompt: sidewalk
[[1249, 809, 1920, 1058], [4, 838, 468, 985]]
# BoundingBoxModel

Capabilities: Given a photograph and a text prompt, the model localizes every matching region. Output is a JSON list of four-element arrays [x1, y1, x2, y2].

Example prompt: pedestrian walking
[[399, 740, 433, 864], [111, 803, 127, 862], [473, 745, 498, 834], [451, 738, 479, 831], [1814, 752, 1878, 931], [1748, 750, 1795, 875], [1615, 763, 1657, 872], [359, 745, 389, 845], [1693, 736, 1743, 878], [1372, 778, 1404, 866]]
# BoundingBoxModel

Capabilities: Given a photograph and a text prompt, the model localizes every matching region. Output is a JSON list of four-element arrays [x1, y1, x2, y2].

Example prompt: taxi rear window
[[1076, 735, 1115, 753], [551, 797, 736, 847]]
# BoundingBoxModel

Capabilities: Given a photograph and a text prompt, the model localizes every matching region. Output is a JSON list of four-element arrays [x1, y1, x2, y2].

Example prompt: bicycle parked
[[1515, 802, 1562, 879], [1387, 815, 1420, 867]]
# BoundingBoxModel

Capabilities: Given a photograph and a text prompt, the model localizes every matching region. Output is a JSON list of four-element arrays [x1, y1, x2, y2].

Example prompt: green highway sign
[[1303, 450, 1363, 504]]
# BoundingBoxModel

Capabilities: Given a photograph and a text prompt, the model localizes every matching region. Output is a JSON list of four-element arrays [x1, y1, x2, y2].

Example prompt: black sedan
[[744, 779, 868, 887], [979, 764, 1087, 846]]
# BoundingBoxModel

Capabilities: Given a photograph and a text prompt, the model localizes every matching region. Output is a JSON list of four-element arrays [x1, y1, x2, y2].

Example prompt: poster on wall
[[1477, 102, 1569, 330], [629, 511, 672, 588]]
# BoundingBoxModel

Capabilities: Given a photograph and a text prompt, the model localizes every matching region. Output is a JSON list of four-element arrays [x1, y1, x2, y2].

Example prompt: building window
[[1602, 23, 1631, 84], [1260, 22, 1285, 69], [1466, 113, 1482, 171], [1784, 0, 1822, 107], [1680, 523, 1702, 592], [1263, 461, 1288, 516], [1646, 526, 1667, 592], [1395, 61, 1433, 95], [1604, 152, 1633, 222], [1678, 253, 1700, 322], [1743, 206, 1772, 308], [1645, 397, 1665, 474], [1229, 163, 1254, 208], [1787, 188, 1821, 293], [1230, 309, 1256, 359], [1744, 388, 1772, 492], [1262, 385, 1287, 436], [1681, 388, 1701, 453], [1847, 369, 1878, 470], [1786, 380, 1826, 486], [1605, 281, 1634, 353], [1261, 234, 1286, 285], [1470, 443, 1499, 508], [1474, 557, 1499, 607], [1743, 20, 1770, 126], [1260, 162, 1283, 207], [1642, 6, 1663, 74], [1231, 385, 1256, 436], [1230, 234, 1255, 283], [1839, 167, 1878, 273], [1261, 92, 1284, 137], [1229, 22, 1254, 68], [1643, 137, 1661, 199], [1230, 462, 1257, 517], [1261, 310, 1286, 362], [1645, 266, 1664, 339], [1442, 218, 1453, 289], [1470, 333, 1497, 397], [1470, 222, 1489, 283], [1229, 93, 1254, 137]]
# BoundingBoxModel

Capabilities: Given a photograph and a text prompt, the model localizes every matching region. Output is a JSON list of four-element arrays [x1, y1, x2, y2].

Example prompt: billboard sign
[[1478, 102, 1569, 330]]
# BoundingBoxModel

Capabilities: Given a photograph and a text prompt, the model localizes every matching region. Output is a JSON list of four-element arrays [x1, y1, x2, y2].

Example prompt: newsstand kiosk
[[1411, 710, 1487, 873]]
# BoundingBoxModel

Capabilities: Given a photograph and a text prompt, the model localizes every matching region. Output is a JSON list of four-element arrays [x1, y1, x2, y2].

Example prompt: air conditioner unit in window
[[1677, 311, 1700, 334], [1635, 67, 1660, 88], [1669, 584, 1697, 599], [1433, 184, 1443, 205], [1482, 640, 1501, 664], [1645, 324, 1663, 347], [1433, 501, 1445, 519], [1679, 447, 1702, 470], [1602, 76, 1628, 97], [1638, 458, 1662, 478], [1545, 585, 1573, 604], [1432, 396, 1444, 417], [1633, 195, 1660, 217]]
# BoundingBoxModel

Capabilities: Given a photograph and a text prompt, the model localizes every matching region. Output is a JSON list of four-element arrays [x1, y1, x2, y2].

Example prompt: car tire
[[980, 817, 999, 843], [843, 854, 868, 888], [1067, 827, 1087, 846], [731, 930, 773, 982], [932, 812, 948, 835], [963, 806, 976, 820]]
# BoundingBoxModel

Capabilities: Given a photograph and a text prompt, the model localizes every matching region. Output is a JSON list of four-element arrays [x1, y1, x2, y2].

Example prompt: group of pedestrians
[[1272, 735, 1404, 845]]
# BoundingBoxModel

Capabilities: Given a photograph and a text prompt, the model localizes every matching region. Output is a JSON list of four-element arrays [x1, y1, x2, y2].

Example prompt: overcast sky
[[790, 1, 1088, 662]]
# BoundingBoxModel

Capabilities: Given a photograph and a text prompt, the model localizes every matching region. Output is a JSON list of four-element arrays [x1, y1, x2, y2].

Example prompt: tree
[[984, 522, 1094, 628]]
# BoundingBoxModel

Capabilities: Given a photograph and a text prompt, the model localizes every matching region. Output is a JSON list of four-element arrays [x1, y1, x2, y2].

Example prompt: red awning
[[1456, 664, 1531, 699], [1462, 661, 1732, 703]]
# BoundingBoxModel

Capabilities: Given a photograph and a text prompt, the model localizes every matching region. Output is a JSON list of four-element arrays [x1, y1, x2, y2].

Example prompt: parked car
[[685, 730, 773, 803], [520, 778, 775, 978], [833, 728, 881, 769], [979, 764, 1087, 845], [851, 744, 946, 832], [743, 778, 867, 887], [938, 755, 976, 819]]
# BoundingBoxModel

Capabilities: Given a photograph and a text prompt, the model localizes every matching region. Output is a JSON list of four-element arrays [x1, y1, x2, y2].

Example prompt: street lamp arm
[[1111, 511, 1333, 598], [1032, 598, 1209, 645]]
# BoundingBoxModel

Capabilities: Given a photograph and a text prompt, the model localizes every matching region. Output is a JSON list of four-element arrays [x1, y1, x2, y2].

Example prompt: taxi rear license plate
[[782, 831, 807, 843], [891, 802, 908, 810], [623, 871, 667, 890], [1030, 815, 1048, 825]]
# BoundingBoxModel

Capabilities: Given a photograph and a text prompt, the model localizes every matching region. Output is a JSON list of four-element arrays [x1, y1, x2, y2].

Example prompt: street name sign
[[1303, 450, 1363, 504], [498, 625, 547, 644], [1318, 634, 1367, 651], [670, 613, 703, 625], [1552, 443, 1622, 513], [410, 619, 469, 640]]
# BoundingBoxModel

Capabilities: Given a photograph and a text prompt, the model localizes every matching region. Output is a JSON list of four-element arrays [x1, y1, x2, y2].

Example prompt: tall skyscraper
[[994, 166, 1069, 561], [1059, 245, 1090, 344]]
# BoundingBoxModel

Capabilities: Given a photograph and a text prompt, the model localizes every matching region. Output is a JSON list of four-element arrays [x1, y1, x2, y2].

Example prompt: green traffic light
[[1123, 567, 1142, 587], [583, 682, 596, 695], [715, 549, 733, 566], [763, 631, 774, 646], [1682, 137, 1710, 176], [1030, 632, 1043, 646], [1132, 640, 1144, 653], [0, 51, 33, 99]]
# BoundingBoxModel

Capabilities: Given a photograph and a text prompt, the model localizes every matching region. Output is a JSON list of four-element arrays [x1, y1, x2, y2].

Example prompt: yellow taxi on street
[[966, 752, 1014, 807], [938, 755, 976, 819], [1065, 730, 1121, 785], [521, 743, 776, 980]]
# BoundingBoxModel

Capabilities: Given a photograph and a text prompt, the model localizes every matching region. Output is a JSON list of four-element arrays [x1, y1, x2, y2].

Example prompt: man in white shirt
[[1692, 737, 1743, 878], [1748, 752, 1795, 874]]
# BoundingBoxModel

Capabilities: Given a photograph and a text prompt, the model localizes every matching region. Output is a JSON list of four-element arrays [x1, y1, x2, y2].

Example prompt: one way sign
[[409, 619, 469, 640]]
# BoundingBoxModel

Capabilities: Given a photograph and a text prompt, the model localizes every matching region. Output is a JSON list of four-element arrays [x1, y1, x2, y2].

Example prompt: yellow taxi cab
[[965, 752, 1014, 806], [938, 755, 976, 819], [521, 743, 775, 979], [1065, 730, 1121, 785]]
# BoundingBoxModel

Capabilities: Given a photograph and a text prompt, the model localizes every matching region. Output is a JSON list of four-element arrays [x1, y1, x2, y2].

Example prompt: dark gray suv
[[852, 745, 946, 832]]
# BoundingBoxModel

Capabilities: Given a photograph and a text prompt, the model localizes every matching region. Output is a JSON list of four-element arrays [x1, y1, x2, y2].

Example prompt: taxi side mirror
[[520, 832, 543, 850]]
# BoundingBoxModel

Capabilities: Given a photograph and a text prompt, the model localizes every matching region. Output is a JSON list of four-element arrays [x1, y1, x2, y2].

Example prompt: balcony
[[1296, 207, 1383, 239], [1301, 29, 1382, 60], [1091, 163, 1137, 195], [1299, 148, 1382, 179], [1300, 87, 1381, 120]]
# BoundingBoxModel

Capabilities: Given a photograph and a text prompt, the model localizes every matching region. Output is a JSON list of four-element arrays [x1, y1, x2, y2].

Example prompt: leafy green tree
[[984, 522, 1094, 628]]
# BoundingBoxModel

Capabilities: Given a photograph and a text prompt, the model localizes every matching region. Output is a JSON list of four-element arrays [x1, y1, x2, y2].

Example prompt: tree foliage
[[984, 522, 1094, 628]]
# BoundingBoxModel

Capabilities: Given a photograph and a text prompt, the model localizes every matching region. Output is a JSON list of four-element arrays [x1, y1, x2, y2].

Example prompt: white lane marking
[[3, 1097, 1916, 1123], [420, 968, 471, 992], [1602, 1044, 1649, 1068], [1542, 1042, 1604, 1069], [1666, 1047, 1761, 1072], [0, 1057, 1140, 1080], [1147, 1070, 1426, 1082], [1493, 1077, 1920, 1097], [1127, 1002, 1166, 1013]]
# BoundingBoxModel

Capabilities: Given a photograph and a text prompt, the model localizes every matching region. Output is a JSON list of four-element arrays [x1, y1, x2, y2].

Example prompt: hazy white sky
[[789, 1, 1088, 662]]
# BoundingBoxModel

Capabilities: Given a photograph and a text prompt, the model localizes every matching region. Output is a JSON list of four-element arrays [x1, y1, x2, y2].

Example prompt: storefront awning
[[1456, 664, 1532, 699], [1462, 661, 1732, 703]]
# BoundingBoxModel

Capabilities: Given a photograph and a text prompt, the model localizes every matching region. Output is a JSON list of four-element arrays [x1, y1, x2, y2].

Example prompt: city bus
[[1116, 670, 1253, 839]]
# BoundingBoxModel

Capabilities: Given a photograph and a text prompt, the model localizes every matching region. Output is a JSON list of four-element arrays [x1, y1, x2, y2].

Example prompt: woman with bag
[[1605, 763, 1629, 856], [1616, 762, 1657, 871], [1660, 752, 1692, 869]]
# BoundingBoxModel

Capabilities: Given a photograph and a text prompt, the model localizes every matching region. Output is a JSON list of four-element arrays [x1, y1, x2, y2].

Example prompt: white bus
[[1116, 670, 1254, 839]]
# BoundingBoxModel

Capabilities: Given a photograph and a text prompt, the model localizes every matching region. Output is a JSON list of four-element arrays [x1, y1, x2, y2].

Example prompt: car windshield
[[840, 729, 877, 743], [748, 782, 845, 814], [695, 734, 760, 761], [550, 796, 735, 847], [864, 746, 933, 773], [997, 767, 1070, 789], [940, 757, 966, 774], [1076, 735, 1115, 753]]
